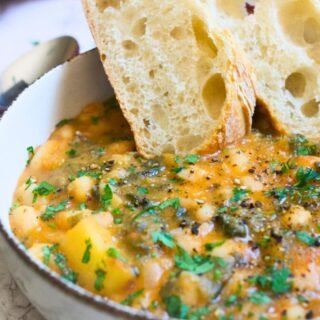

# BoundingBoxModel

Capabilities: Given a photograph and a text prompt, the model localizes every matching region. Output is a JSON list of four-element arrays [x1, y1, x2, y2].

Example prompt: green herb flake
[[295, 167, 320, 187], [25, 176, 35, 190], [55, 119, 71, 127], [249, 291, 271, 305], [213, 269, 222, 281], [26, 146, 35, 165], [159, 198, 181, 210], [188, 306, 210, 320], [137, 186, 149, 194], [163, 295, 189, 319], [81, 239, 92, 264], [101, 184, 113, 210], [175, 247, 214, 274], [54, 253, 78, 284], [66, 148, 77, 158], [114, 217, 123, 224], [91, 116, 101, 124], [79, 203, 87, 210], [128, 166, 136, 173], [94, 269, 106, 291], [107, 247, 128, 263], [121, 289, 144, 306], [230, 187, 250, 203], [40, 200, 68, 221], [296, 231, 318, 246], [297, 294, 308, 303], [32, 181, 57, 203], [184, 154, 200, 164], [108, 178, 118, 186], [290, 134, 317, 156], [9, 203, 20, 214], [149, 300, 159, 310], [77, 170, 101, 179], [172, 167, 185, 173], [225, 294, 238, 306], [250, 267, 292, 294], [204, 241, 225, 252], [42, 244, 58, 266], [152, 230, 176, 248]]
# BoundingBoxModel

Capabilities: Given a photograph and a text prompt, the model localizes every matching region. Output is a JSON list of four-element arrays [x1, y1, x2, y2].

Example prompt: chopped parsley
[[249, 291, 271, 305], [40, 200, 68, 221], [230, 187, 250, 203], [296, 231, 319, 246], [184, 154, 200, 164], [26, 146, 35, 166], [174, 247, 214, 274], [290, 134, 317, 156], [204, 241, 225, 251], [79, 203, 87, 210], [225, 294, 238, 306], [32, 181, 57, 203], [81, 239, 92, 264], [163, 295, 189, 319], [66, 148, 77, 158], [101, 184, 113, 210], [121, 289, 144, 306], [159, 198, 181, 210], [133, 198, 181, 220], [77, 170, 101, 179], [249, 267, 292, 294], [94, 269, 106, 291], [107, 247, 128, 263], [25, 176, 35, 190], [54, 253, 78, 283], [188, 307, 210, 320], [295, 167, 320, 187], [42, 244, 58, 266], [152, 230, 176, 248], [137, 186, 149, 194]]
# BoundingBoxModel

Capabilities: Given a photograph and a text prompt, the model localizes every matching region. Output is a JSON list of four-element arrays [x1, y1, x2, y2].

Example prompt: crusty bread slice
[[82, 0, 256, 157], [205, 0, 320, 138]]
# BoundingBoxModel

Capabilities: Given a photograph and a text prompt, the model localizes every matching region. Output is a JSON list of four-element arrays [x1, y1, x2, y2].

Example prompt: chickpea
[[194, 203, 216, 222], [30, 140, 68, 170], [241, 176, 263, 192], [172, 228, 201, 253], [15, 183, 37, 206], [107, 141, 135, 154], [226, 149, 249, 172], [282, 205, 312, 229], [142, 259, 164, 289], [92, 212, 114, 228], [286, 305, 306, 320], [178, 167, 208, 183], [10, 206, 40, 239], [68, 176, 95, 202]]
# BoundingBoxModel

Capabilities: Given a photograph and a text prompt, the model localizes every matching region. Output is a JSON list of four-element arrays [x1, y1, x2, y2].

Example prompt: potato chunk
[[60, 216, 134, 294]]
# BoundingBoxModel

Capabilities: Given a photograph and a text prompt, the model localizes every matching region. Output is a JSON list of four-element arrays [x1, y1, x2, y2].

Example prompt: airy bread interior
[[83, 0, 256, 157], [205, 0, 320, 137]]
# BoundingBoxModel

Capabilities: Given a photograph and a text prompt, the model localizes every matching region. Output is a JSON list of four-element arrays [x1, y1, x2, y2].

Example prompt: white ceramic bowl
[[0, 50, 158, 320]]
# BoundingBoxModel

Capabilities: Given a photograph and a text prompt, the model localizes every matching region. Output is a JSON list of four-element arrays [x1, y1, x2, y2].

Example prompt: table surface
[[0, 1, 95, 318]]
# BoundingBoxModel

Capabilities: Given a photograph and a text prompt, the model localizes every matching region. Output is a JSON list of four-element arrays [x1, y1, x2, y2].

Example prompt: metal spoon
[[0, 36, 79, 115]]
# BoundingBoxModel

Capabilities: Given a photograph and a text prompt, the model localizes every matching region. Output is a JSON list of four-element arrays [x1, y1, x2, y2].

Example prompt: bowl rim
[[0, 50, 159, 320]]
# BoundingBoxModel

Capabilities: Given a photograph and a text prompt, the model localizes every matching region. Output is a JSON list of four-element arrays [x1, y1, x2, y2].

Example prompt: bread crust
[[197, 31, 256, 154], [206, 0, 320, 140], [82, 0, 256, 158]]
